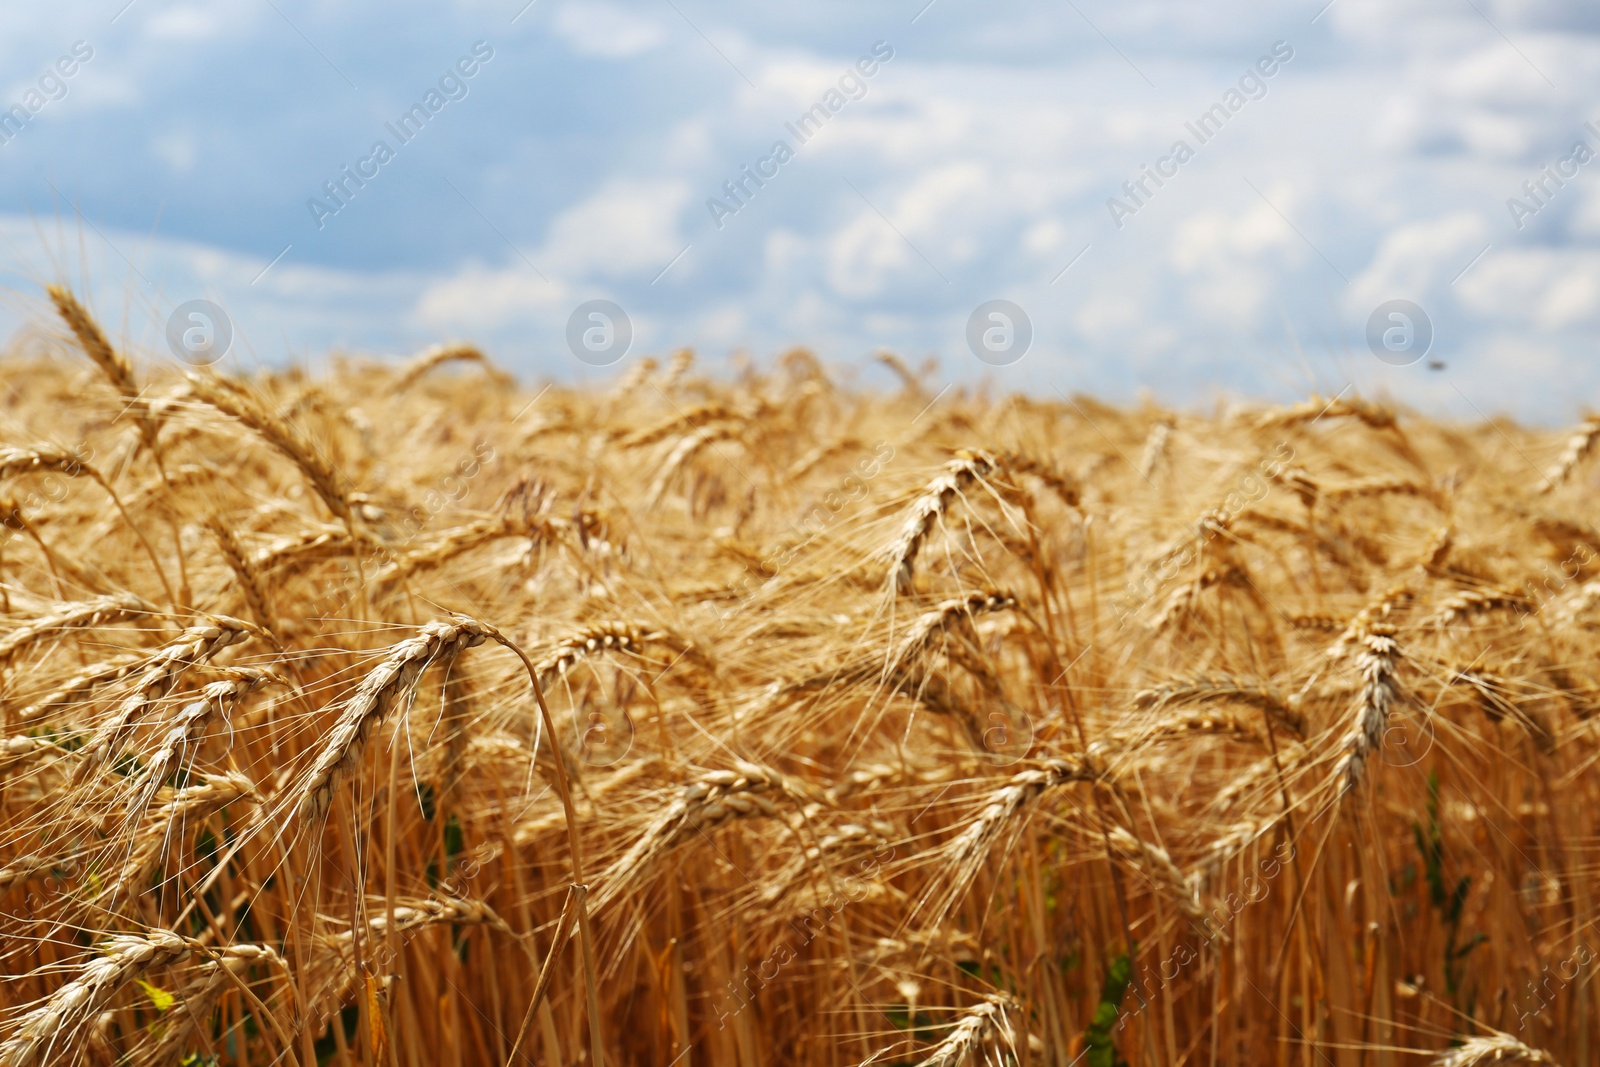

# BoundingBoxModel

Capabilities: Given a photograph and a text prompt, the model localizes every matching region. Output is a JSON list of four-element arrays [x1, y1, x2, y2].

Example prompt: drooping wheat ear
[[1332, 622, 1403, 797], [644, 423, 743, 509], [0, 854, 62, 892], [1198, 815, 1284, 885], [1268, 465, 1319, 508], [886, 450, 998, 594], [0, 593, 150, 668], [185, 372, 355, 526], [621, 402, 736, 448], [46, 285, 160, 451], [1323, 477, 1444, 508], [296, 618, 493, 821], [1105, 825, 1208, 923], [134, 943, 286, 1066], [1133, 674, 1303, 737], [0, 735, 48, 776], [609, 355, 658, 399], [594, 761, 797, 912], [204, 517, 276, 636], [994, 451, 1081, 508], [314, 896, 515, 1008], [1137, 418, 1173, 480], [758, 819, 897, 907], [663, 347, 694, 391], [0, 929, 190, 1067], [1450, 669, 1554, 751], [17, 653, 145, 723], [388, 343, 502, 393], [1419, 524, 1454, 569], [896, 590, 1017, 664], [874, 349, 922, 393], [1423, 587, 1529, 629], [0, 447, 175, 603], [101, 772, 257, 907], [71, 616, 255, 784], [534, 621, 696, 690], [1540, 415, 1600, 493], [919, 759, 1092, 927], [253, 526, 357, 576], [1432, 1032, 1561, 1066], [125, 672, 279, 817], [1553, 580, 1600, 628], [1327, 583, 1412, 660], [0, 445, 100, 483], [1254, 394, 1396, 431], [910, 994, 1016, 1067]]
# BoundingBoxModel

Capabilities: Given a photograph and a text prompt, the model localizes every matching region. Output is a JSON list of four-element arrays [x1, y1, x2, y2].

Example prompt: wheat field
[[0, 287, 1594, 1065]]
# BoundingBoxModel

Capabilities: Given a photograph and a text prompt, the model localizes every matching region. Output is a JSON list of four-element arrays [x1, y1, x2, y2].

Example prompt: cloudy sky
[[1, 0, 1597, 421]]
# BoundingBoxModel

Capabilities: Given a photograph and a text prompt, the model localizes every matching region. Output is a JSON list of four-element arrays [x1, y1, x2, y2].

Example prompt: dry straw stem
[[185, 372, 355, 527], [1433, 1032, 1562, 1066], [0, 929, 190, 1067]]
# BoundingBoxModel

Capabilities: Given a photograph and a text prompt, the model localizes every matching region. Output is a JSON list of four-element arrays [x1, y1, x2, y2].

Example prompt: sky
[[1, 0, 1598, 422]]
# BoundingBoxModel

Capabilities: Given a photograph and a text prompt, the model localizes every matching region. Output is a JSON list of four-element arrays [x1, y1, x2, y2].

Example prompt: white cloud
[[538, 178, 690, 278], [552, 3, 667, 58]]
